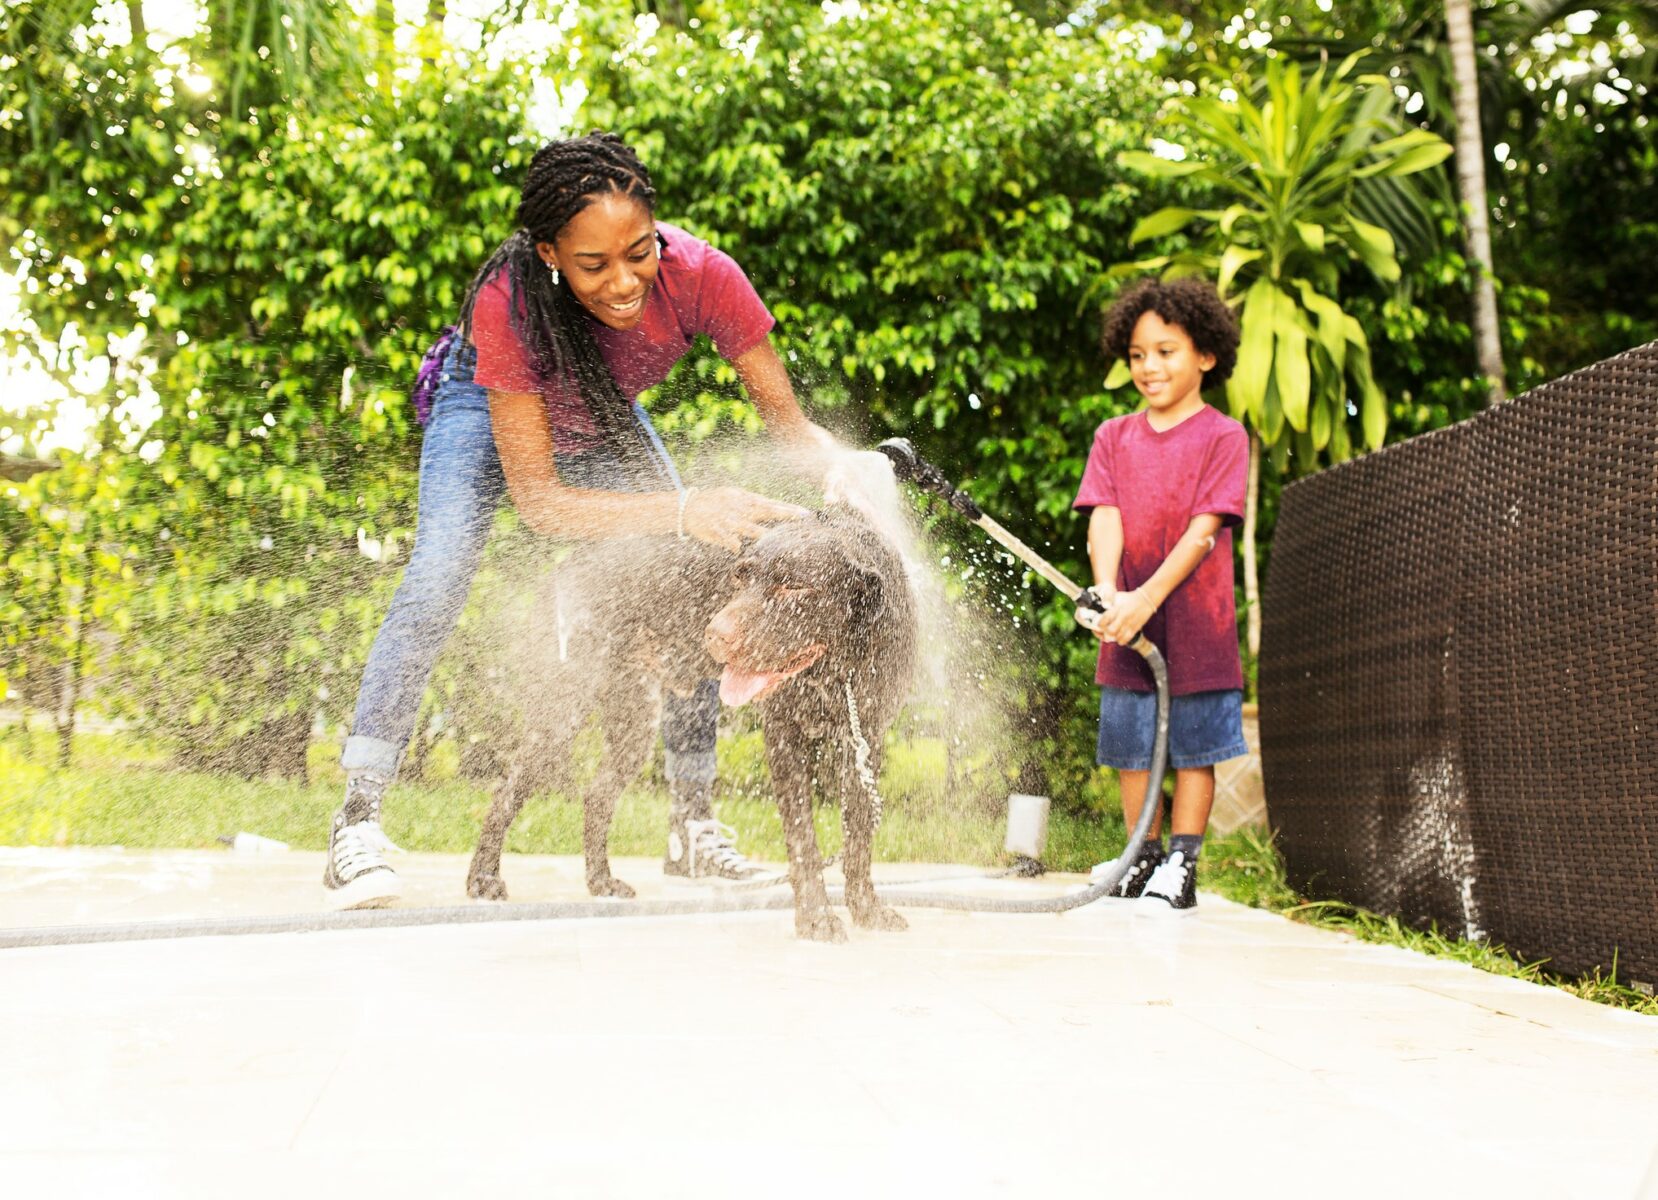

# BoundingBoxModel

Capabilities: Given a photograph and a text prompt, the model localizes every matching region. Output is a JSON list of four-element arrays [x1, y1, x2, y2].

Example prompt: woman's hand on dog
[[684, 487, 810, 553]]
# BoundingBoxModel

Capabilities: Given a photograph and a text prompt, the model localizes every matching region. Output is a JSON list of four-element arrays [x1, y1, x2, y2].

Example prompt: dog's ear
[[844, 558, 886, 627]]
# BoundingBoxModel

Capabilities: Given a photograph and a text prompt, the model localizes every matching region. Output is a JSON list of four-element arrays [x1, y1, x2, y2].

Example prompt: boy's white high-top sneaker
[[1139, 849, 1198, 915], [1092, 839, 1166, 898]]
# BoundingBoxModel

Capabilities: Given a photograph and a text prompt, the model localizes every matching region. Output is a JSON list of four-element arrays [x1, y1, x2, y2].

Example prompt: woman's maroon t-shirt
[[1073, 403, 1249, 695], [468, 221, 774, 454]]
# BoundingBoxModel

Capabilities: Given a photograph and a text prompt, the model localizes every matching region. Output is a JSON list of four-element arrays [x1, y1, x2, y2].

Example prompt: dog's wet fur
[[466, 506, 918, 941]]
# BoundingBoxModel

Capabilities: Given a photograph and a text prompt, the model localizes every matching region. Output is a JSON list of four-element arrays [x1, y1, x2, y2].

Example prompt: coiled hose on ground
[[0, 440, 1169, 950], [0, 642, 1167, 950]]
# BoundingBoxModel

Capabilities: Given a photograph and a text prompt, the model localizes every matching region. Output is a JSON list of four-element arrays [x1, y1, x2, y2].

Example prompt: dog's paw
[[588, 877, 636, 899], [467, 873, 509, 902], [795, 908, 848, 943], [851, 903, 908, 932]]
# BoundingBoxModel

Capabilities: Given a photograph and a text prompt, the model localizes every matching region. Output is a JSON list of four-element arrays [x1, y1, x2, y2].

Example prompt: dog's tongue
[[718, 645, 826, 708], [719, 665, 783, 708]]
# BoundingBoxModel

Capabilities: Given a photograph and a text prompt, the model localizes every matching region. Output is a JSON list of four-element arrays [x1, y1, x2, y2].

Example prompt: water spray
[[0, 439, 1171, 950], [874, 439, 1101, 618], [872, 436, 1170, 889]]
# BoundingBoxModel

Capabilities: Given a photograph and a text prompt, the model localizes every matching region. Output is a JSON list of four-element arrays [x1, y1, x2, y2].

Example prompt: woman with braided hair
[[326, 132, 838, 909]]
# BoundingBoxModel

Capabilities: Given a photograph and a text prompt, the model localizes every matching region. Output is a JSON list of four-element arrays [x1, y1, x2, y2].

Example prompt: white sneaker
[[323, 820, 401, 910], [356, 821, 405, 855], [1138, 850, 1198, 915], [665, 816, 763, 880], [1091, 841, 1165, 897], [322, 774, 401, 910]]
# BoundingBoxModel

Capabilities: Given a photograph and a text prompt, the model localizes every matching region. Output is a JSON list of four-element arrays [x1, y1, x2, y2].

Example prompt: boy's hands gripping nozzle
[[1074, 586, 1109, 634]]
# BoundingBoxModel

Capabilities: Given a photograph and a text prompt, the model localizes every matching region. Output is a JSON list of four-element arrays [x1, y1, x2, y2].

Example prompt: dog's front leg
[[837, 738, 907, 932], [583, 679, 657, 899], [765, 720, 845, 943], [469, 760, 533, 901]]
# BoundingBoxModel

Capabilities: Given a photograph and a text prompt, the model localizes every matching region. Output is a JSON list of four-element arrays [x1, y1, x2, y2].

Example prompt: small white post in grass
[[1005, 793, 1051, 866]]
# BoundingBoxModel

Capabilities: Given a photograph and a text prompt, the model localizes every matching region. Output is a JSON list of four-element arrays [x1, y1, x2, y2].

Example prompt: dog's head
[[703, 511, 893, 708]]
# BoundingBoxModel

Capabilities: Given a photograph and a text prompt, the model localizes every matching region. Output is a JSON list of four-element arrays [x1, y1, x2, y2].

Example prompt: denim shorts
[[1095, 686, 1248, 770]]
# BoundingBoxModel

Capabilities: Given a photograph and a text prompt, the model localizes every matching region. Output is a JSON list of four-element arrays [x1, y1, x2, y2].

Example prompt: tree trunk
[[1242, 431, 1262, 679], [640, 0, 688, 26], [262, 710, 314, 781], [1445, 0, 1507, 403], [376, 0, 397, 93], [56, 637, 82, 769], [458, 735, 505, 782], [1, 454, 56, 481], [402, 712, 442, 781], [49, 540, 80, 769], [188, 711, 312, 781], [6, 698, 32, 758], [420, 0, 446, 66]]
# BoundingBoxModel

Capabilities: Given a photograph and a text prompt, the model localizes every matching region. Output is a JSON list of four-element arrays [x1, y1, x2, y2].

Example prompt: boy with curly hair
[[1074, 277, 1248, 914]]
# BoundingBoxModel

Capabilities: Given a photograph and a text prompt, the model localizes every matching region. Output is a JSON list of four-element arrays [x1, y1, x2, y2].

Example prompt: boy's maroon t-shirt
[[468, 221, 774, 454], [1073, 403, 1248, 695]]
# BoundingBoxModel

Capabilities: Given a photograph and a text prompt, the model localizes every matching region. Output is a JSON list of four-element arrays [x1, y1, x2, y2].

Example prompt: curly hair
[[1100, 277, 1240, 392], [457, 132, 667, 486]]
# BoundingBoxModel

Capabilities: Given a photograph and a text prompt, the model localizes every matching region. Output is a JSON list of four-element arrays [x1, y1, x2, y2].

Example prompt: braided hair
[[458, 132, 668, 486]]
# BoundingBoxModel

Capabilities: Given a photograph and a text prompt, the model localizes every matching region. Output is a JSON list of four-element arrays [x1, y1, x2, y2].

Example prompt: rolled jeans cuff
[[341, 734, 402, 781], [663, 748, 716, 787]]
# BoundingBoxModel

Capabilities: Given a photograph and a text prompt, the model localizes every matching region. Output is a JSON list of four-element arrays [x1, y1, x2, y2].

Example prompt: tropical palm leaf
[[1117, 54, 1441, 471]]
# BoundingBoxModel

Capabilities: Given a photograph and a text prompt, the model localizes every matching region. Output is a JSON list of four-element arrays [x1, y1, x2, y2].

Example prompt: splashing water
[[6, 415, 1045, 894], [815, 436, 1029, 827]]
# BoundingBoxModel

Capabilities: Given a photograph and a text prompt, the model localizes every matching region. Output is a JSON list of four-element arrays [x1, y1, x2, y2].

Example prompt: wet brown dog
[[703, 508, 916, 940], [464, 533, 728, 903], [466, 506, 917, 941]]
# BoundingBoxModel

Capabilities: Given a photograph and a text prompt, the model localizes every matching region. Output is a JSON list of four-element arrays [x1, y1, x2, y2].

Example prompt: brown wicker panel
[[1260, 423, 1480, 932], [1260, 341, 1658, 985], [1455, 344, 1658, 977]]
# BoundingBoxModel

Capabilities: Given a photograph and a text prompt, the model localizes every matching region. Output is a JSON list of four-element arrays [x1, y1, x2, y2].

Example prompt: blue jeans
[[341, 338, 719, 786]]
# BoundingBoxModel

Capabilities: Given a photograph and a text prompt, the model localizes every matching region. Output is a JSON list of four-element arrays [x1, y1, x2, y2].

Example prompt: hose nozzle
[[874, 438, 982, 520], [874, 438, 921, 481]]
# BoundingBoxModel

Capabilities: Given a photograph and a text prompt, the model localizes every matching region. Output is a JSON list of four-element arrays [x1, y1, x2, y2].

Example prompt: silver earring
[[546, 261, 560, 285]]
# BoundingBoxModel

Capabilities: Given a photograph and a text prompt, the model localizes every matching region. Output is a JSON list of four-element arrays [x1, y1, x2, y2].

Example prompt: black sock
[[1169, 834, 1204, 863], [1131, 834, 1163, 859]]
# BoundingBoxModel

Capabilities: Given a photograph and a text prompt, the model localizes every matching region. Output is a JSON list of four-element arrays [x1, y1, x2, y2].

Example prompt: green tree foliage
[[1227, 0, 1658, 379], [0, 438, 142, 766], [4, 1, 1174, 792], [2, 0, 1646, 804], [564, 0, 1180, 792], [0, 7, 538, 772], [1111, 55, 1450, 658], [1117, 55, 1452, 471]]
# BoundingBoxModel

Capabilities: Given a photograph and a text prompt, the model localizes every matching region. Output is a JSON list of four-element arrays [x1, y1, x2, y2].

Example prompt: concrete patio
[[1, 848, 1655, 1198]]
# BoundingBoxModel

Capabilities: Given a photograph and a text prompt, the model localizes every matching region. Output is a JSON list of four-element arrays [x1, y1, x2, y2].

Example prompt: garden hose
[[0, 644, 1165, 950], [0, 443, 1170, 950]]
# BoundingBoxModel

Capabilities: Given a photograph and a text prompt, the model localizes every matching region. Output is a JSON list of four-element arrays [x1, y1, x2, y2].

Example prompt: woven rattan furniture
[[1260, 341, 1658, 983]]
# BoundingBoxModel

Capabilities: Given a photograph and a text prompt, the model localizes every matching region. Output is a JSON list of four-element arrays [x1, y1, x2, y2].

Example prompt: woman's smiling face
[[537, 191, 660, 331]]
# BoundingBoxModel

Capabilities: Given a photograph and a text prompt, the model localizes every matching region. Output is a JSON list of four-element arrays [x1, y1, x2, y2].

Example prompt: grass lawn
[[3, 726, 1653, 1015], [0, 727, 1127, 868]]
